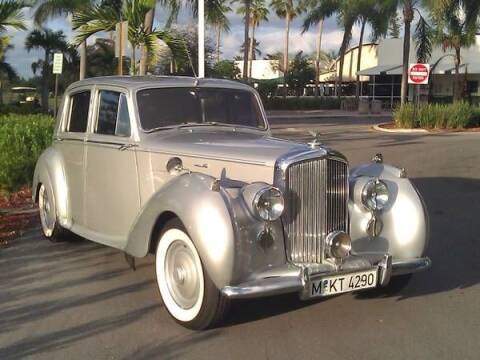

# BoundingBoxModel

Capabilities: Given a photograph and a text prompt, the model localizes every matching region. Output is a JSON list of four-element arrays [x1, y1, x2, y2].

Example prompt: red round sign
[[409, 64, 430, 84]]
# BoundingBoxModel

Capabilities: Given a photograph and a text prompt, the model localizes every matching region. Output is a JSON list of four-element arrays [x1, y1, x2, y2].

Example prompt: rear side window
[[68, 91, 90, 132], [96, 90, 131, 137]]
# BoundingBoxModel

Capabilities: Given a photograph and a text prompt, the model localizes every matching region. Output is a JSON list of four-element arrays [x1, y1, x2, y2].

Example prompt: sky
[[6, 4, 373, 79]]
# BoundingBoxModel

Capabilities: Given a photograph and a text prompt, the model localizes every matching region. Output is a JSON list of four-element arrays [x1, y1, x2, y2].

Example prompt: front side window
[[136, 88, 265, 131], [96, 91, 131, 137], [67, 91, 91, 133]]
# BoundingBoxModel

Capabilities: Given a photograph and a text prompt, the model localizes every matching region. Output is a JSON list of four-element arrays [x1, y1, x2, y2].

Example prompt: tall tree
[[271, 0, 304, 98], [207, 0, 231, 63], [355, 0, 397, 99], [303, 0, 355, 100], [73, 0, 186, 76], [25, 29, 68, 111], [238, 0, 268, 78], [33, 0, 102, 80], [428, 0, 480, 101]]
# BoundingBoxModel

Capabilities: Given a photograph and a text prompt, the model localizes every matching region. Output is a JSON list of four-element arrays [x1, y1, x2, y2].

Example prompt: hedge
[[0, 114, 55, 192], [263, 96, 341, 111], [394, 102, 480, 129]]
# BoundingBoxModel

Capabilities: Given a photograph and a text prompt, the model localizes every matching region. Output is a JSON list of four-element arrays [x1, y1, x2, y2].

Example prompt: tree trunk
[[315, 18, 324, 98], [139, 7, 155, 76], [79, 41, 87, 80], [249, 23, 256, 79], [131, 43, 136, 75], [454, 47, 462, 102], [243, 0, 250, 81], [356, 19, 366, 100], [283, 12, 290, 99], [216, 25, 221, 63], [337, 27, 352, 101], [401, 5, 414, 105], [42, 50, 50, 112]]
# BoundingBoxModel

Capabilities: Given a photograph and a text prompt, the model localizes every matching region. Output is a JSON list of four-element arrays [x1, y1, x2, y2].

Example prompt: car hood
[[140, 128, 308, 167]]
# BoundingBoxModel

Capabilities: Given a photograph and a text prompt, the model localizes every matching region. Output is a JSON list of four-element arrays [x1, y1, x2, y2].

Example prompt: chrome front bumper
[[222, 255, 432, 299]]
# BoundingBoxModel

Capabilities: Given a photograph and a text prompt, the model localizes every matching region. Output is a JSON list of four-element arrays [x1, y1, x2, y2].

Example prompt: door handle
[[118, 144, 136, 151]]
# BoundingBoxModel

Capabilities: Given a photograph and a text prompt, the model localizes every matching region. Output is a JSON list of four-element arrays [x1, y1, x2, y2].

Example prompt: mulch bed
[[379, 123, 480, 133], [0, 187, 39, 247]]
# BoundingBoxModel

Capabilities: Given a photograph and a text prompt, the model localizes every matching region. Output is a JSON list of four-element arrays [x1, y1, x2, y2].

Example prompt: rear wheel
[[38, 183, 68, 242], [155, 219, 229, 330]]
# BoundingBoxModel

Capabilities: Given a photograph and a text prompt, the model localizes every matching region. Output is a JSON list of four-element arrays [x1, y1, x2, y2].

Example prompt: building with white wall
[[325, 36, 480, 105], [234, 60, 283, 80]]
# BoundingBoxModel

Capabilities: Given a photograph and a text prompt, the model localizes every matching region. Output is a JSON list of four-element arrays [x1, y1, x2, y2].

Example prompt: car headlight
[[253, 186, 285, 221], [361, 179, 389, 211]]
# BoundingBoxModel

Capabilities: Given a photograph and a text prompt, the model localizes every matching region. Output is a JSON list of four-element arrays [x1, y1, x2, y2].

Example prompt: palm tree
[[25, 29, 68, 111], [237, 0, 270, 78], [238, 0, 268, 78], [428, 0, 480, 101], [271, 0, 304, 98], [33, 0, 102, 81], [304, 0, 355, 100], [0, 0, 28, 32], [0, 36, 17, 105], [399, 0, 418, 105], [230, 0, 252, 80], [354, 0, 397, 99], [207, 0, 231, 63], [73, 0, 186, 76]]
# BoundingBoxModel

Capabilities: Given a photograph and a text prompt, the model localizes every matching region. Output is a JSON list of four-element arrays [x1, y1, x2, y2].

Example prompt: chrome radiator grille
[[282, 158, 349, 263]]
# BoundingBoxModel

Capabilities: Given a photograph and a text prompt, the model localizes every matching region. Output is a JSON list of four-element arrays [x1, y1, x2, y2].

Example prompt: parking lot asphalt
[[1, 114, 479, 360]]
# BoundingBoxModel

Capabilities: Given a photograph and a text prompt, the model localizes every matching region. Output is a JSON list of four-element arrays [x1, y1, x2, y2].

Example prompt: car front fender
[[349, 162, 429, 260], [125, 172, 287, 290], [33, 146, 71, 229]]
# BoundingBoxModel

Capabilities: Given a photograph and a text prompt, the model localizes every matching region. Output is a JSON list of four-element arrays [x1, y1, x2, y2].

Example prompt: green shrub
[[0, 114, 54, 192], [0, 103, 45, 115], [394, 102, 478, 129], [263, 96, 341, 110]]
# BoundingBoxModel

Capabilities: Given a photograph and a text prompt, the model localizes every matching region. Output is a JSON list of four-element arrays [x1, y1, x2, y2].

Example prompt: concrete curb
[[373, 123, 429, 134]]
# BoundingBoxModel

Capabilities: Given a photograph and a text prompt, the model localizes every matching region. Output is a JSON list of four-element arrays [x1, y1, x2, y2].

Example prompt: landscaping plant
[[0, 114, 54, 192]]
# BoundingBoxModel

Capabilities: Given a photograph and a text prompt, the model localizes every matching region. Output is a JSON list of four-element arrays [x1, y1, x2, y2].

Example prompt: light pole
[[198, 0, 205, 78]]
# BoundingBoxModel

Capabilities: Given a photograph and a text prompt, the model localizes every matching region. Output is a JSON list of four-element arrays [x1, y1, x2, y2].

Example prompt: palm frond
[[0, 0, 28, 32]]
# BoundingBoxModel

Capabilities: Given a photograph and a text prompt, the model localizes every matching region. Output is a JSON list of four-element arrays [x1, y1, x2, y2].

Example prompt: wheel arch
[[125, 173, 236, 290]]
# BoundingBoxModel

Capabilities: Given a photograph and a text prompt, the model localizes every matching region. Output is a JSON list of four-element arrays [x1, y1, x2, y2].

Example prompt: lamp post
[[198, 0, 205, 78]]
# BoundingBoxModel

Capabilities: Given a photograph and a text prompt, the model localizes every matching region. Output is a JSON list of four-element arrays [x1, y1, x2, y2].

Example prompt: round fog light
[[326, 231, 352, 259]]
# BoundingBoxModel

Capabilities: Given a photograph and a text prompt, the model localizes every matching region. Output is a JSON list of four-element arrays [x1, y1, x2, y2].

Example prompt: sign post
[[52, 53, 63, 117]]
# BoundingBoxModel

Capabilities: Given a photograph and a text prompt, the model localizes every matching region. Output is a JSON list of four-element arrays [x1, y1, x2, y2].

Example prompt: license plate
[[308, 269, 377, 298]]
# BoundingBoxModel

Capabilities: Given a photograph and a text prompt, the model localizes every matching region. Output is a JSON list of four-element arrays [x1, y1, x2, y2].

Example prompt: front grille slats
[[283, 158, 348, 264]]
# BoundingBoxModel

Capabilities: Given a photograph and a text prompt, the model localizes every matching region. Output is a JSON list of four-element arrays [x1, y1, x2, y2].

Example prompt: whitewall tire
[[38, 183, 67, 242], [155, 219, 229, 330]]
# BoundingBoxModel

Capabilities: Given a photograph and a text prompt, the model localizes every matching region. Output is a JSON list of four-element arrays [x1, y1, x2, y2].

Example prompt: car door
[[84, 87, 140, 249], [56, 88, 92, 228]]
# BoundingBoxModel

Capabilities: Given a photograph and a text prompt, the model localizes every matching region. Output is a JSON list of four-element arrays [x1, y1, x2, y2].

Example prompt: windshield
[[137, 87, 266, 131]]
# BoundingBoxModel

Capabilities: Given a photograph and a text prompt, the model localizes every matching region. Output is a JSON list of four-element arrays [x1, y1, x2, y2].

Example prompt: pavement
[[1, 113, 479, 360]]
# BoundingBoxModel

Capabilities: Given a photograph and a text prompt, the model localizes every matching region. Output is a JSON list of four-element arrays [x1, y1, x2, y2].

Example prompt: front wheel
[[155, 219, 229, 330]]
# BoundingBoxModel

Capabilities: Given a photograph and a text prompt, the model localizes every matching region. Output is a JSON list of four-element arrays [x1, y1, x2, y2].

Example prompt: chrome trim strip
[[391, 257, 432, 275], [221, 257, 431, 299]]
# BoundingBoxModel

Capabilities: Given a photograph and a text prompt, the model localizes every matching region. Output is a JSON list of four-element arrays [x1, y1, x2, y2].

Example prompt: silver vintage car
[[33, 76, 431, 329]]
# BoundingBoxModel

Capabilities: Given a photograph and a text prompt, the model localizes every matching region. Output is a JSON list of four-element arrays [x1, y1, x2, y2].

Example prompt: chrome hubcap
[[39, 185, 55, 237], [165, 240, 201, 310]]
